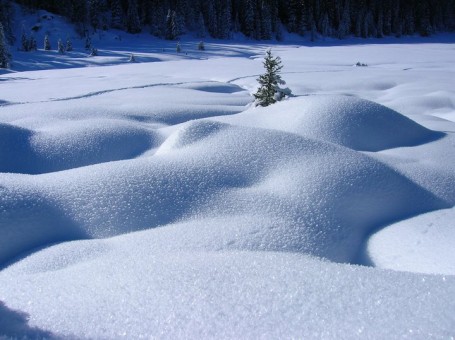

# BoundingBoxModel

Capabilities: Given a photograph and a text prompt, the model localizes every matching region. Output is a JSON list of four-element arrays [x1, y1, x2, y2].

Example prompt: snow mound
[[0, 301, 52, 339], [0, 180, 87, 266], [0, 120, 156, 174], [221, 95, 443, 151], [367, 206, 455, 275], [0, 123, 33, 173], [0, 122, 445, 266], [1, 245, 454, 339], [156, 120, 227, 153]]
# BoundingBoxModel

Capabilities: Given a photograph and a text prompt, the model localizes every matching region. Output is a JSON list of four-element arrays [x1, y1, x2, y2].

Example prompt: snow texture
[[1, 19, 455, 338]]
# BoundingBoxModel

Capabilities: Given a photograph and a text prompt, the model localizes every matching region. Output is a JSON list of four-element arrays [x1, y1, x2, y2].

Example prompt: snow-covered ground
[[1, 11, 455, 338]]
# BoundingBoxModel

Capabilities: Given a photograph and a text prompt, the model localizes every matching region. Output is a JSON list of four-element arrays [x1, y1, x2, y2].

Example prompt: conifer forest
[[3, 0, 455, 41]]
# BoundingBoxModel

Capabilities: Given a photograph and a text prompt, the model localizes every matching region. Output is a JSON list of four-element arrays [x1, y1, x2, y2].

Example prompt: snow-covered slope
[[1, 32, 455, 338], [368, 206, 455, 275], [1, 246, 454, 339], [215, 95, 443, 151], [0, 117, 446, 266]]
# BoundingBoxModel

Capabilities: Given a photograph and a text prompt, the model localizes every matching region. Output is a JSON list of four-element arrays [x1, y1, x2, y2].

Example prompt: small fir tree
[[198, 41, 205, 51], [29, 36, 37, 51], [66, 36, 73, 51], [254, 49, 291, 107], [58, 38, 65, 54], [85, 34, 92, 50], [165, 9, 180, 40], [90, 47, 98, 56], [128, 53, 136, 62], [21, 26, 29, 51], [0, 23, 10, 68], [176, 41, 181, 53], [44, 34, 51, 50]]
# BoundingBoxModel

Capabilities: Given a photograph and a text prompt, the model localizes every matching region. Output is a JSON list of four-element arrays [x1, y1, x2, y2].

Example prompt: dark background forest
[[1, 0, 455, 44]]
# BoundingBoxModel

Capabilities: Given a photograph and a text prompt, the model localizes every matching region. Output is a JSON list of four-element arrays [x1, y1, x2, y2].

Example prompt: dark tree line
[[0, 0, 15, 44], [8, 0, 455, 40]]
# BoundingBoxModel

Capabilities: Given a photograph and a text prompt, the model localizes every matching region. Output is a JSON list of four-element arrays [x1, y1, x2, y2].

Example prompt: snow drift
[[367, 206, 455, 275], [217, 95, 444, 151], [1, 39, 455, 338], [0, 120, 156, 174], [0, 119, 446, 266]]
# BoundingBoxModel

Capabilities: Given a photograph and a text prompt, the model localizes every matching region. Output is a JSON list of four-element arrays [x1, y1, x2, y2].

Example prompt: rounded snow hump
[[227, 95, 444, 151]]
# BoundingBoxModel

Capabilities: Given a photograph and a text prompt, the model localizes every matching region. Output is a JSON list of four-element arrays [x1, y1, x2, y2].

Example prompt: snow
[[368, 207, 455, 275], [1, 247, 455, 339], [1, 11, 455, 338], [214, 95, 443, 151]]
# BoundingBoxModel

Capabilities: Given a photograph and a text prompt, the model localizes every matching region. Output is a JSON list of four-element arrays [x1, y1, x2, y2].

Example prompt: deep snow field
[[1, 14, 455, 338]]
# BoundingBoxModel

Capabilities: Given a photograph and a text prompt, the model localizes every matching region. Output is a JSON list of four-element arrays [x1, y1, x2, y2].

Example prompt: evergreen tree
[[21, 26, 29, 51], [72, 0, 89, 37], [85, 34, 92, 50], [165, 9, 174, 39], [165, 9, 180, 40], [88, 0, 100, 31], [337, 1, 350, 39], [261, 4, 273, 40], [44, 34, 51, 50], [308, 7, 317, 41], [196, 12, 206, 38], [198, 41, 205, 50], [172, 11, 181, 38], [0, 22, 10, 68], [254, 49, 291, 107], [206, 1, 217, 37], [151, 5, 166, 37], [0, 0, 15, 45], [29, 35, 37, 51], [417, 1, 432, 36], [310, 20, 317, 41], [290, 0, 307, 34], [126, 0, 141, 33], [110, 0, 124, 29], [176, 41, 181, 53], [58, 38, 65, 54], [320, 12, 330, 37], [218, 0, 232, 39], [243, 0, 255, 38], [8, 0, 455, 43], [66, 36, 73, 51], [233, 12, 241, 33], [275, 17, 283, 41]]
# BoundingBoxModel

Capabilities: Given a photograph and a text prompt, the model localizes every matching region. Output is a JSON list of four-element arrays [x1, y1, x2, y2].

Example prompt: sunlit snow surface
[[1, 32, 455, 338]]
